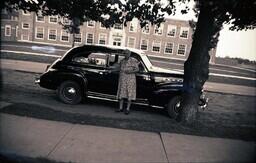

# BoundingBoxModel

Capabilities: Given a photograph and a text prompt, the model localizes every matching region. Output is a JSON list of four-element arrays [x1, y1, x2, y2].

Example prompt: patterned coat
[[117, 57, 139, 101]]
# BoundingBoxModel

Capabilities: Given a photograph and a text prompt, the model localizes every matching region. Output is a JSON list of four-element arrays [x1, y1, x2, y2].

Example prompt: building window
[[98, 33, 107, 45], [179, 27, 189, 39], [167, 25, 176, 37], [165, 42, 174, 54], [114, 24, 123, 30], [177, 44, 186, 55], [152, 41, 161, 53], [140, 39, 148, 51], [100, 23, 105, 29], [22, 23, 30, 29], [62, 18, 70, 25], [48, 29, 57, 40], [2, 9, 8, 14], [142, 24, 150, 34], [21, 34, 29, 41], [16, 26, 18, 37], [61, 30, 69, 42], [113, 37, 122, 46], [36, 12, 44, 22], [154, 24, 163, 35], [35, 27, 44, 39], [129, 22, 137, 32], [86, 33, 94, 44], [127, 37, 136, 48], [49, 16, 58, 23], [5, 25, 11, 36], [74, 33, 82, 43], [87, 20, 95, 27], [11, 16, 18, 21], [22, 11, 30, 15]]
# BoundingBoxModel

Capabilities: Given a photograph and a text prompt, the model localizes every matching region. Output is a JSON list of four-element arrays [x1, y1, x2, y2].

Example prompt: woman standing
[[116, 50, 139, 114]]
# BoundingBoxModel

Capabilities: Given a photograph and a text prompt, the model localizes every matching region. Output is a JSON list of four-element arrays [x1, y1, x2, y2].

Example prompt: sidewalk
[[1, 59, 256, 96], [0, 113, 255, 163]]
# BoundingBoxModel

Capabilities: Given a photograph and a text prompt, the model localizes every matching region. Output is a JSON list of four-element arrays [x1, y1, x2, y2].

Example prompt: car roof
[[62, 44, 146, 61], [77, 44, 144, 55]]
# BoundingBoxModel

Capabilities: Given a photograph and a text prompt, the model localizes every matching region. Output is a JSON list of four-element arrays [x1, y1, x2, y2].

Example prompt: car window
[[72, 52, 108, 67], [138, 62, 146, 73]]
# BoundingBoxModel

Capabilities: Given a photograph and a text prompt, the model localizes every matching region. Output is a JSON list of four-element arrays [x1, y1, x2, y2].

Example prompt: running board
[[87, 91, 164, 109]]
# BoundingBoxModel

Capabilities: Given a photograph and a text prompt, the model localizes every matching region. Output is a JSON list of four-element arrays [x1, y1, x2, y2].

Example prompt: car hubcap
[[63, 87, 77, 100], [68, 87, 76, 94], [174, 102, 181, 113]]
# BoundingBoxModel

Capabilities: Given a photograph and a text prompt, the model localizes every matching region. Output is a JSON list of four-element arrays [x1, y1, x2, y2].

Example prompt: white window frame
[[100, 23, 106, 29], [22, 22, 30, 29], [112, 36, 122, 46], [5, 25, 11, 36], [86, 33, 94, 44], [48, 29, 57, 41], [167, 25, 176, 37], [98, 33, 107, 45], [154, 24, 164, 36], [16, 26, 18, 37], [127, 37, 136, 48], [113, 24, 123, 30], [74, 33, 82, 43], [35, 27, 44, 39], [164, 42, 174, 54], [22, 11, 30, 15], [36, 12, 45, 22], [142, 24, 150, 34], [140, 39, 148, 51], [21, 34, 29, 41], [152, 41, 161, 53], [87, 21, 95, 27], [129, 22, 137, 32], [177, 44, 187, 56], [179, 27, 189, 39], [60, 30, 70, 42], [61, 18, 70, 25], [49, 16, 58, 24]]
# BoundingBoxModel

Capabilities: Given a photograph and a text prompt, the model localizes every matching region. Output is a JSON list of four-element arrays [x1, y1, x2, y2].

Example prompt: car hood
[[149, 66, 184, 75]]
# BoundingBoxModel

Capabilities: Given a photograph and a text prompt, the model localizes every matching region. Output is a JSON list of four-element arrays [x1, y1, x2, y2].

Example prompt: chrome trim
[[87, 91, 163, 108], [199, 97, 209, 110], [35, 78, 40, 84]]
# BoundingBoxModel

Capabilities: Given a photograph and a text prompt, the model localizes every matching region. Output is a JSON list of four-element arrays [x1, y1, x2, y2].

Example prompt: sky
[[167, 1, 256, 61]]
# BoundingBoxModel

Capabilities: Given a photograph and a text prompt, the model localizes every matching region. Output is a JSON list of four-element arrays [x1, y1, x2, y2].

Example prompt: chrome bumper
[[199, 92, 209, 110], [35, 78, 40, 84]]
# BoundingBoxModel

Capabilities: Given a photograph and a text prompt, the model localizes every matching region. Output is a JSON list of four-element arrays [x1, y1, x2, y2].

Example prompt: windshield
[[140, 54, 153, 70]]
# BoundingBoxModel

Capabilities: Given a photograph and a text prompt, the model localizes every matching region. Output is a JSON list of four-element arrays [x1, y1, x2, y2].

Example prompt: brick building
[[1, 10, 216, 63]]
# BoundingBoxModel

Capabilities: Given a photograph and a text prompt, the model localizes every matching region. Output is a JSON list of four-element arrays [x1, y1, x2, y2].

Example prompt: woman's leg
[[116, 99, 124, 112], [125, 100, 131, 115]]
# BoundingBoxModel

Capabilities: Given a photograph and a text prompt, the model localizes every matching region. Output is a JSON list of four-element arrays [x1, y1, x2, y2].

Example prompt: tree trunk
[[178, 4, 216, 125], [72, 32, 75, 47]]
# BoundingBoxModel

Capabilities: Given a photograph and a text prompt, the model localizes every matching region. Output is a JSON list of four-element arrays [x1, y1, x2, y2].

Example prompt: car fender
[[56, 72, 88, 96]]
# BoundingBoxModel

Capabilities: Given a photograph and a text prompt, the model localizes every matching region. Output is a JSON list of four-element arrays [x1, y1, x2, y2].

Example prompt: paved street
[[0, 113, 255, 163]]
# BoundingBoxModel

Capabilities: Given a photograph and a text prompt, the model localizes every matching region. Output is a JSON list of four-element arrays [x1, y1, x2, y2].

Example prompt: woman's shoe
[[115, 108, 123, 112], [124, 109, 130, 115]]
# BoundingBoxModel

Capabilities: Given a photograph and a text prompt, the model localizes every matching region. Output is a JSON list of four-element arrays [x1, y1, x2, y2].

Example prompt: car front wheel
[[167, 96, 182, 119], [57, 81, 82, 104]]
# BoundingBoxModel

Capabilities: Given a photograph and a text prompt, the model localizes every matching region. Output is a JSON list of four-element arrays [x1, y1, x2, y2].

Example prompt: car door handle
[[98, 71, 108, 75]]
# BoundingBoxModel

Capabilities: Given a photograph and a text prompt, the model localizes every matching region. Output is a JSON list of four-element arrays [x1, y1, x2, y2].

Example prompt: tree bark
[[178, 4, 216, 125], [72, 32, 75, 47]]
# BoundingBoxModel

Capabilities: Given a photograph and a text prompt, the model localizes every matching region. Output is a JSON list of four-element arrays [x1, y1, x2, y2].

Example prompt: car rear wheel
[[167, 96, 182, 119], [57, 81, 82, 104]]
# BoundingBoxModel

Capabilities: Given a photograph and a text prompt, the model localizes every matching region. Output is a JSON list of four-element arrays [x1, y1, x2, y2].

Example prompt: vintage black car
[[35, 45, 208, 118]]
